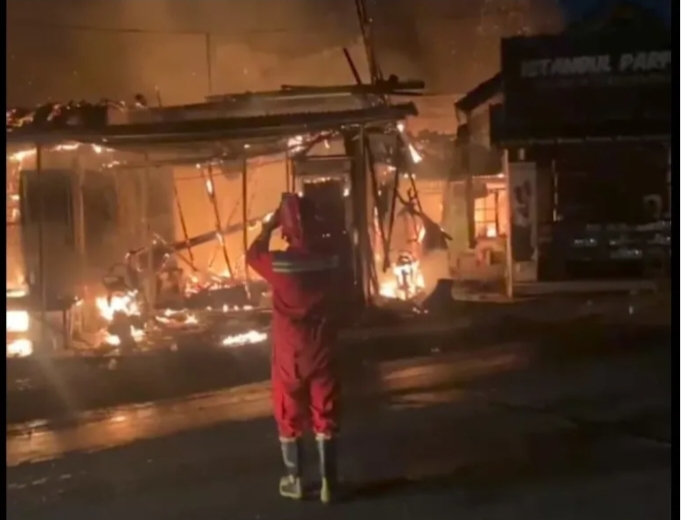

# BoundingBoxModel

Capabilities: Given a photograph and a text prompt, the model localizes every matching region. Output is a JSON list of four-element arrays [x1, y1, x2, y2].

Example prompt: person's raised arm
[[246, 210, 280, 284]]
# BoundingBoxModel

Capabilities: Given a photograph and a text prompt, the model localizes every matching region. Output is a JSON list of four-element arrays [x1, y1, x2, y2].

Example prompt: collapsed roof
[[6, 80, 423, 154]]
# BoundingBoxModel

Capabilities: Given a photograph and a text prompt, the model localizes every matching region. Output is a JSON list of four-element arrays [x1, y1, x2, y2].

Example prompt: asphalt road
[[6, 298, 672, 520], [6, 293, 670, 425]]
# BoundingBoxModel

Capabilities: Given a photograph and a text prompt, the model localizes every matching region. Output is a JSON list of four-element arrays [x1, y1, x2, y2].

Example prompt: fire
[[95, 292, 140, 322], [96, 292, 145, 348], [379, 259, 426, 301], [396, 122, 423, 164], [104, 327, 145, 346], [7, 338, 33, 357], [184, 270, 235, 296], [6, 288, 28, 299], [155, 310, 199, 326], [407, 143, 423, 164], [287, 135, 305, 154], [7, 143, 111, 164], [221, 330, 268, 347], [7, 310, 29, 333]]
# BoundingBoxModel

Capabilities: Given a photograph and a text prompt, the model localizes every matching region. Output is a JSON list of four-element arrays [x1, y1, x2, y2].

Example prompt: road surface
[[6, 293, 669, 424], [6, 299, 671, 520]]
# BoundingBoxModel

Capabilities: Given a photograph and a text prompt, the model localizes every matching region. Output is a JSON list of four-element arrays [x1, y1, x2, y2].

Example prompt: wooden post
[[503, 148, 514, 299]]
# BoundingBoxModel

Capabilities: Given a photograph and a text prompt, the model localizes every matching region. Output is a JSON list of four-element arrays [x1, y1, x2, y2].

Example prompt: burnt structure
[[456, 13, 671, 280], [6, 82, 423, 336]]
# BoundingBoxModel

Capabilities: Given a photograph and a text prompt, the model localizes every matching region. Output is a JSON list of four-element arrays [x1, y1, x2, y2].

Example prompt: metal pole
[[36, 144, 47, 348], [503, 149, 514, 299], [242, 158, 249, 280]]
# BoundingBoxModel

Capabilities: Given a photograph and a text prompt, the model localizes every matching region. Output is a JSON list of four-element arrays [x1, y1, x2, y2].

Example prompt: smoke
[[6, 0, 562, 107], [7, 0, 361, 106]]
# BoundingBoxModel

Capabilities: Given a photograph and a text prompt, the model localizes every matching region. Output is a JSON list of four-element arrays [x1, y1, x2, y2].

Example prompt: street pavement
[[6, 292, 669, 425], [6, 303, 672, 520]]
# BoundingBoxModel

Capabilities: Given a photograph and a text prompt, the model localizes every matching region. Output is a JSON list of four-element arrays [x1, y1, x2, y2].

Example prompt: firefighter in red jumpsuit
[[246, 194, 342, 503]]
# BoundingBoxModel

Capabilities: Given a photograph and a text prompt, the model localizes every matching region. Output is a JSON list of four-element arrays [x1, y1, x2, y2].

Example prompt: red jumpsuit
[[246, 237, 341, 439]]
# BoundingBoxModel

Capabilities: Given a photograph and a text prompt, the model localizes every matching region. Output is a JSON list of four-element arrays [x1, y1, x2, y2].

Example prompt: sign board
[[500, 31, 671, 142]]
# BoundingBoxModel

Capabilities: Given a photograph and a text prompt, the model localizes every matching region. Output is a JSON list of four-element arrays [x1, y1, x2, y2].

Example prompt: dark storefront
[[489, 24, 671, 280]]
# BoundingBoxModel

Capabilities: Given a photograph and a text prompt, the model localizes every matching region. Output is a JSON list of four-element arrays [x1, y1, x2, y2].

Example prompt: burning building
[[6, 79, 440, 356]]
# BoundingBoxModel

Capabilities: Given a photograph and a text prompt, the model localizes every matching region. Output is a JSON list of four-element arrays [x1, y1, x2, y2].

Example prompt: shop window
[[474, 192, 499, 238]]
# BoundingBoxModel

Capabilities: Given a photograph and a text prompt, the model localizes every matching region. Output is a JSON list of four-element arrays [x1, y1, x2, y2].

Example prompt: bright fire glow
[[95, 292, 140, 322], [379, 260, 426, 301], [155, 310, 199, 326], [7, 310, 29, 333], [7, 143, 111, 164], [221, 330, 268, 347], [408, 143, 423, 164], [104, 327, 145, 346], [7, 338, 33, 357], [396, 122, 422, 164], [287, 135, 305, 154]]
